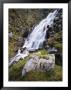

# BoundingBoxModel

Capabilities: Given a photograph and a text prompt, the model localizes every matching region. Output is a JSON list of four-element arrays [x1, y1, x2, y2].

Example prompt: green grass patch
[[21, 65, 62, 81], [9, 58, 62, 81], [31, 49, 48, 59], [9, 57, 29, 81]]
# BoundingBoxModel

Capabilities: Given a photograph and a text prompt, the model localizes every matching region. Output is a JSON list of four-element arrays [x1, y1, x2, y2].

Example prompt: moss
[[54, 31, 62, 43], [21, 71, 48, 81], [53, 65, 62, 81], [30, 49, 48, 59], [54, 42, 62, 50], [40, 49, 48, 55], [9, 57, 28, 81], [23, 65, 62, 81], [9, 42, 16, 58], [9, 56, 62, 81]]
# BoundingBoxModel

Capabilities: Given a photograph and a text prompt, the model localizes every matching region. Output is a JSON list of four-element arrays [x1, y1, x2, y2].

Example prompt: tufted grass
[[9, 51, 62, 81], [9, 61, 62, 81]]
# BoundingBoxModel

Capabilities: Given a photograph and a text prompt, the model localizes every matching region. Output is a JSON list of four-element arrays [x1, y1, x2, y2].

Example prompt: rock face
[[22, 54, 55, 76]]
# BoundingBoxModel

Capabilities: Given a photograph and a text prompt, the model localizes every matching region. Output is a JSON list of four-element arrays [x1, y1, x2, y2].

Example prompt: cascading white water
[[9, 10, 58, 66], [23, 10, 58, 51]]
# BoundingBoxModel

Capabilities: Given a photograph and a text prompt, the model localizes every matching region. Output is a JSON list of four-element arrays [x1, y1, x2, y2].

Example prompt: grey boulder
[[22, 54, 55, 76]]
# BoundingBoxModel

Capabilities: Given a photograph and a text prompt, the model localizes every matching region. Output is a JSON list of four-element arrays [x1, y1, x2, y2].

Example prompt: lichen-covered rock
[[22, 54, 55, 76]]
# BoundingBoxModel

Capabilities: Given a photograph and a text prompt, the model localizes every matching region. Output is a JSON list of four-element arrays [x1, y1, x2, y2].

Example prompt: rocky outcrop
[[22, 54, 55, 76]]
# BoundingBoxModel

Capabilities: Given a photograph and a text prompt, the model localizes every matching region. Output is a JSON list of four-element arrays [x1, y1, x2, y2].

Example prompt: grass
[[9, 58, 28, 81], [9, 31, 62, 81], [31, 49, 48, 59], [9, 50, 62, 81], [54, 42, 62, 50], [9, 42, 16, 58], [9, 62, 62, 81]]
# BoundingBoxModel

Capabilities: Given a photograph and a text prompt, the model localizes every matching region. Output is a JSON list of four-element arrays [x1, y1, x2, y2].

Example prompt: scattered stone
[[9, 32, 13, 38]]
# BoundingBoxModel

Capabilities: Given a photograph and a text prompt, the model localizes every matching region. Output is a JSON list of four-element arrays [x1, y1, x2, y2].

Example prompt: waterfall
[[9, 10, 58, 66]]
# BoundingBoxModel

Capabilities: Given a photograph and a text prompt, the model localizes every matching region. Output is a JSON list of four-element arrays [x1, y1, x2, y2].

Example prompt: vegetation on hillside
[[9, 9, 62, 81]]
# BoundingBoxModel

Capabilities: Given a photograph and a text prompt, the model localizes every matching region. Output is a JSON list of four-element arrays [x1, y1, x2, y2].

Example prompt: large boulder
[[22, 54, 55, 76]]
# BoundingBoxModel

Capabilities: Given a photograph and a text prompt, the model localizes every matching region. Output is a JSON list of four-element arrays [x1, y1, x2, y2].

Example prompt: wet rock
[[14, 49, 18, 53], [20, 47, 26, 53], [47, 47, 58, 53], [45, 45, 50, 49], [22, 29, 29, 38], [49, 31, 55, 37], [22, 54, 55, 76], [45, 26, 53, 39], [9, 49, 29, 67], [54, 17, 59, 21]]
